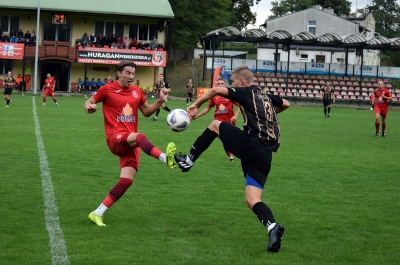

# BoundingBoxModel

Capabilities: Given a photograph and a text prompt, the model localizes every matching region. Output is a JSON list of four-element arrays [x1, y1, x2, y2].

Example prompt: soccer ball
[[166, 109, 190, 132]]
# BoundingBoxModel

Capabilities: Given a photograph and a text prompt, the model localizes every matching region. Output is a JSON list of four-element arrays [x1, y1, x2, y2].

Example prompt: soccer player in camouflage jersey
[[3, 71, 15, 107], [320, 81, 335, 117], [151, 73, 172, 121], [186, 78, 195, 106]]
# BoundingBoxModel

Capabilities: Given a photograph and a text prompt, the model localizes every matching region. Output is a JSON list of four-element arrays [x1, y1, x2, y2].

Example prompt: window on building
[[95, 21, 125, 38], [273, 53, 280, 61], [0, 59, 12, 74], [129, 23, 138, 39], [316, 55, 325, 63], [300, 54, 308, 60], [43, 22, 71, 42], [308, 21, 316, 35], [0, 15, 19, 33], [337, 58, 344, 64]]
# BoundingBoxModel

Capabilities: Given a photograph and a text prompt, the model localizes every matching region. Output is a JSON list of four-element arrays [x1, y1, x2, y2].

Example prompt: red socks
[[103, 178, 133, 207], [375, 122, 380, 132], [136, 133, 162, 159]]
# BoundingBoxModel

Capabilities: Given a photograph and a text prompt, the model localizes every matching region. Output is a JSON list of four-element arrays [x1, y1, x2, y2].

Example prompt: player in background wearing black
[[151, 73, 171, 121], [4, 71, 15, 107], [320, 81, 335, 117], [174, 66, 290, 253], [186, 78, 195, 106]]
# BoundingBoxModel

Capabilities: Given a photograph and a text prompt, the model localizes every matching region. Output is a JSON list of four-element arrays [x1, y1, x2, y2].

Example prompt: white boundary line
[[32, 97, 70, 265]]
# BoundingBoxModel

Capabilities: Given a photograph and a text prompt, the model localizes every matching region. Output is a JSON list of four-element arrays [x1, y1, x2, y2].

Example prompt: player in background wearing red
[[42, 73, 59, 106], [373, 80, 392, 137], [83, 60, 176, 226], [194, 78, 241, 162]]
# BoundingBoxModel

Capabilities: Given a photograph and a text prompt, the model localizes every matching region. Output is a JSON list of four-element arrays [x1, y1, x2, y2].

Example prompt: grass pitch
[[1, 94, 399, 265]]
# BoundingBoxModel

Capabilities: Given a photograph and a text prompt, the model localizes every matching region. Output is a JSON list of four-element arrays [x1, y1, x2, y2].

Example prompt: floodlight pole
[[33, 0, 41, 95]]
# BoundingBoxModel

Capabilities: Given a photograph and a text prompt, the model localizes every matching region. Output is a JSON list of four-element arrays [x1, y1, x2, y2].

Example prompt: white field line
[[32, 97, 70, 265]]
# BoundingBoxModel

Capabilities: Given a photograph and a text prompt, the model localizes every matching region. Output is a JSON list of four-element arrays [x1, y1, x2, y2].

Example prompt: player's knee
[[208, 120, 221, 133]]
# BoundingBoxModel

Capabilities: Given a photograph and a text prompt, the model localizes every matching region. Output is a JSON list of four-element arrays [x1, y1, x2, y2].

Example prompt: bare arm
[[139, 87, 170, 117], [274, 98, 290, 114], [230, 105, 241, 123], [83, 96, 98, 114], [187, 87, 228, 118], [195, 105, 212, 119], [381, 93, 392, 101]]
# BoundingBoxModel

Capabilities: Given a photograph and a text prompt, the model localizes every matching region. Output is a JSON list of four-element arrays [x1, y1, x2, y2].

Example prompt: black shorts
[[219, 122, 272, 188], [187, 92, 193, 98], [323, 99, 332, 106], [4, 88, 12, 95]]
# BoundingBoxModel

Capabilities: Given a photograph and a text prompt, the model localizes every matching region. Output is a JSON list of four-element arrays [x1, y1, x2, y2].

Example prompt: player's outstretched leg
[[89, 211, 106, 226], [166, 142, 177, 169]]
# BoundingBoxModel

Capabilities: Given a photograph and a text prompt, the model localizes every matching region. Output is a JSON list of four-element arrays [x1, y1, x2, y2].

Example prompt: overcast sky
[[249, 0, 399, 28]]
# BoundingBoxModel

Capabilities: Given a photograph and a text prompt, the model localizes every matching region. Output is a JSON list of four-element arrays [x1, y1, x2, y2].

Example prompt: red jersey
[[208, 96, 238, 123], [44, 78, 54, 89], [93, 82, 146, 137], [374, 88, 391, 109]]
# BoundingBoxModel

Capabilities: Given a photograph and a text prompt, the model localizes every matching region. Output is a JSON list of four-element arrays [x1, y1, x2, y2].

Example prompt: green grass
[[1, 94, 400, 265]]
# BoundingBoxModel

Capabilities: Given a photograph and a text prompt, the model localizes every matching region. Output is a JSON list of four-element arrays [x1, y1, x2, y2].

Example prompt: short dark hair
[[116, 60, 137, 73]]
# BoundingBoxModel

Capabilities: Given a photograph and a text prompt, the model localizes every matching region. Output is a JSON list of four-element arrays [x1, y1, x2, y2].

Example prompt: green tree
[[370, 0, 400, 66], [313, 0, 351, 16], [168, 0, 231, 64], [231, 0, 261, 30], [269, 0, 350, 19]]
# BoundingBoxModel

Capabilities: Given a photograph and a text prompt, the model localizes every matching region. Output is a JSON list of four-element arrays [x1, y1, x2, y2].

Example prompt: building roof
[[202, 26, 400, 51], [0, 0, 174, 18]]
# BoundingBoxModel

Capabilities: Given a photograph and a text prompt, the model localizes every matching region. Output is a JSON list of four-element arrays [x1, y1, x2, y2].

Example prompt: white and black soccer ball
[[166, 109, 190, 132]]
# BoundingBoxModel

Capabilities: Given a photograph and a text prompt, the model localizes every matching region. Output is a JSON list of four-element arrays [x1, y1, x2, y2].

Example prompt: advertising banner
[[77, 47, 167, 66], [0, 43, 24, 59], [197, 87, 210, 99], [232, 59, 257, 71], [306, 62, 329, 75], [257, 60, 281, 73], [378, 66, 400, 79], [281, 62, 305, 74], [206, 57, 232, 70], [354, 65, 377, 77]]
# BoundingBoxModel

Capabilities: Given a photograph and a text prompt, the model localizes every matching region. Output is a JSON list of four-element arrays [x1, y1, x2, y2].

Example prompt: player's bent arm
[[274, 99, 290, 114], [195, 106, 212, 119], [139, 99, 165, 117], [84, 97, 97, 114], [193, 87, 229, 108]]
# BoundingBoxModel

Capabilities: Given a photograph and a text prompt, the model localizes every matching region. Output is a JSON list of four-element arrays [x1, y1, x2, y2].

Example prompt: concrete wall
[[266, 8, 358, 36]]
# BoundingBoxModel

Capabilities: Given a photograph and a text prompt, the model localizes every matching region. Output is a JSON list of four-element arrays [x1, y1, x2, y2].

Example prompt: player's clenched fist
[[85, 104, 97, 114]]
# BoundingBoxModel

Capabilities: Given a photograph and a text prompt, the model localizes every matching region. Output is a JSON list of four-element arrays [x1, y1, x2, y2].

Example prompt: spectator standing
[[82, 33, 89, 47], [150, 36, 158, 50], [31, 30, 36, 46], [17, 29, 24, 40]]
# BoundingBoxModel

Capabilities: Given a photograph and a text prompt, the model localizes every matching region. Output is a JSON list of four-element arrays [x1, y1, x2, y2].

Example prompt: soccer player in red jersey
[[83, 60, 176, 226], [194, 78, 241, 161], [373, 80, 392, 137], [42, 73, 59, 106]]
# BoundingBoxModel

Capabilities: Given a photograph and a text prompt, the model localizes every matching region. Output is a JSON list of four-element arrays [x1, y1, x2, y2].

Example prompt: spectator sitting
[[96, 34, 104, 47], [16, 74, 22, 90], [0, 27, 3, 36], [0, 34, 8, 42], [90, 78, 97, 92], [9, 28, 17, 37], [103, 33, 111, 47], [77, 78, 84, 92], [82, 32, 89, 47], [137, 42, 144, 50], [150, 35, 158, 50], [17, 29, 24, 39], [90, 33, 96, 46], [117, 36, 124, 48], [24, 37, 31, 46], [84, 77, 90, 93], [17, 38, 23, 44], [9, 33, 17, 43], [135, 80, 142, 89], [31, 30, 36, 46], [24, 31, 31, 40], [110, 34, 117, 45], [110, 43, 117, 49], [129, 37, 138, 48], [107, 76, 113, 83], [96, 78, 103, 90], [123, 37, 130, 48]]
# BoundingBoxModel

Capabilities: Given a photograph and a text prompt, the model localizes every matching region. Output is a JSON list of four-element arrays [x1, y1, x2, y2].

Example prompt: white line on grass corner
[[32, 97, 70, 265]]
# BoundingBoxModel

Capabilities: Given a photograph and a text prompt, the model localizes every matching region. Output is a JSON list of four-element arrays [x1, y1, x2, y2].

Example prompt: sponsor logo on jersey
[[117, 103, 135, 122], [216, 103, 229, 114]]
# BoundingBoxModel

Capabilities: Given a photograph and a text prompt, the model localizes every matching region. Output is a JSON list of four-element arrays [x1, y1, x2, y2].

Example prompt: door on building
[[40, 62, 70, 91], [316, 55, 325, 63]]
